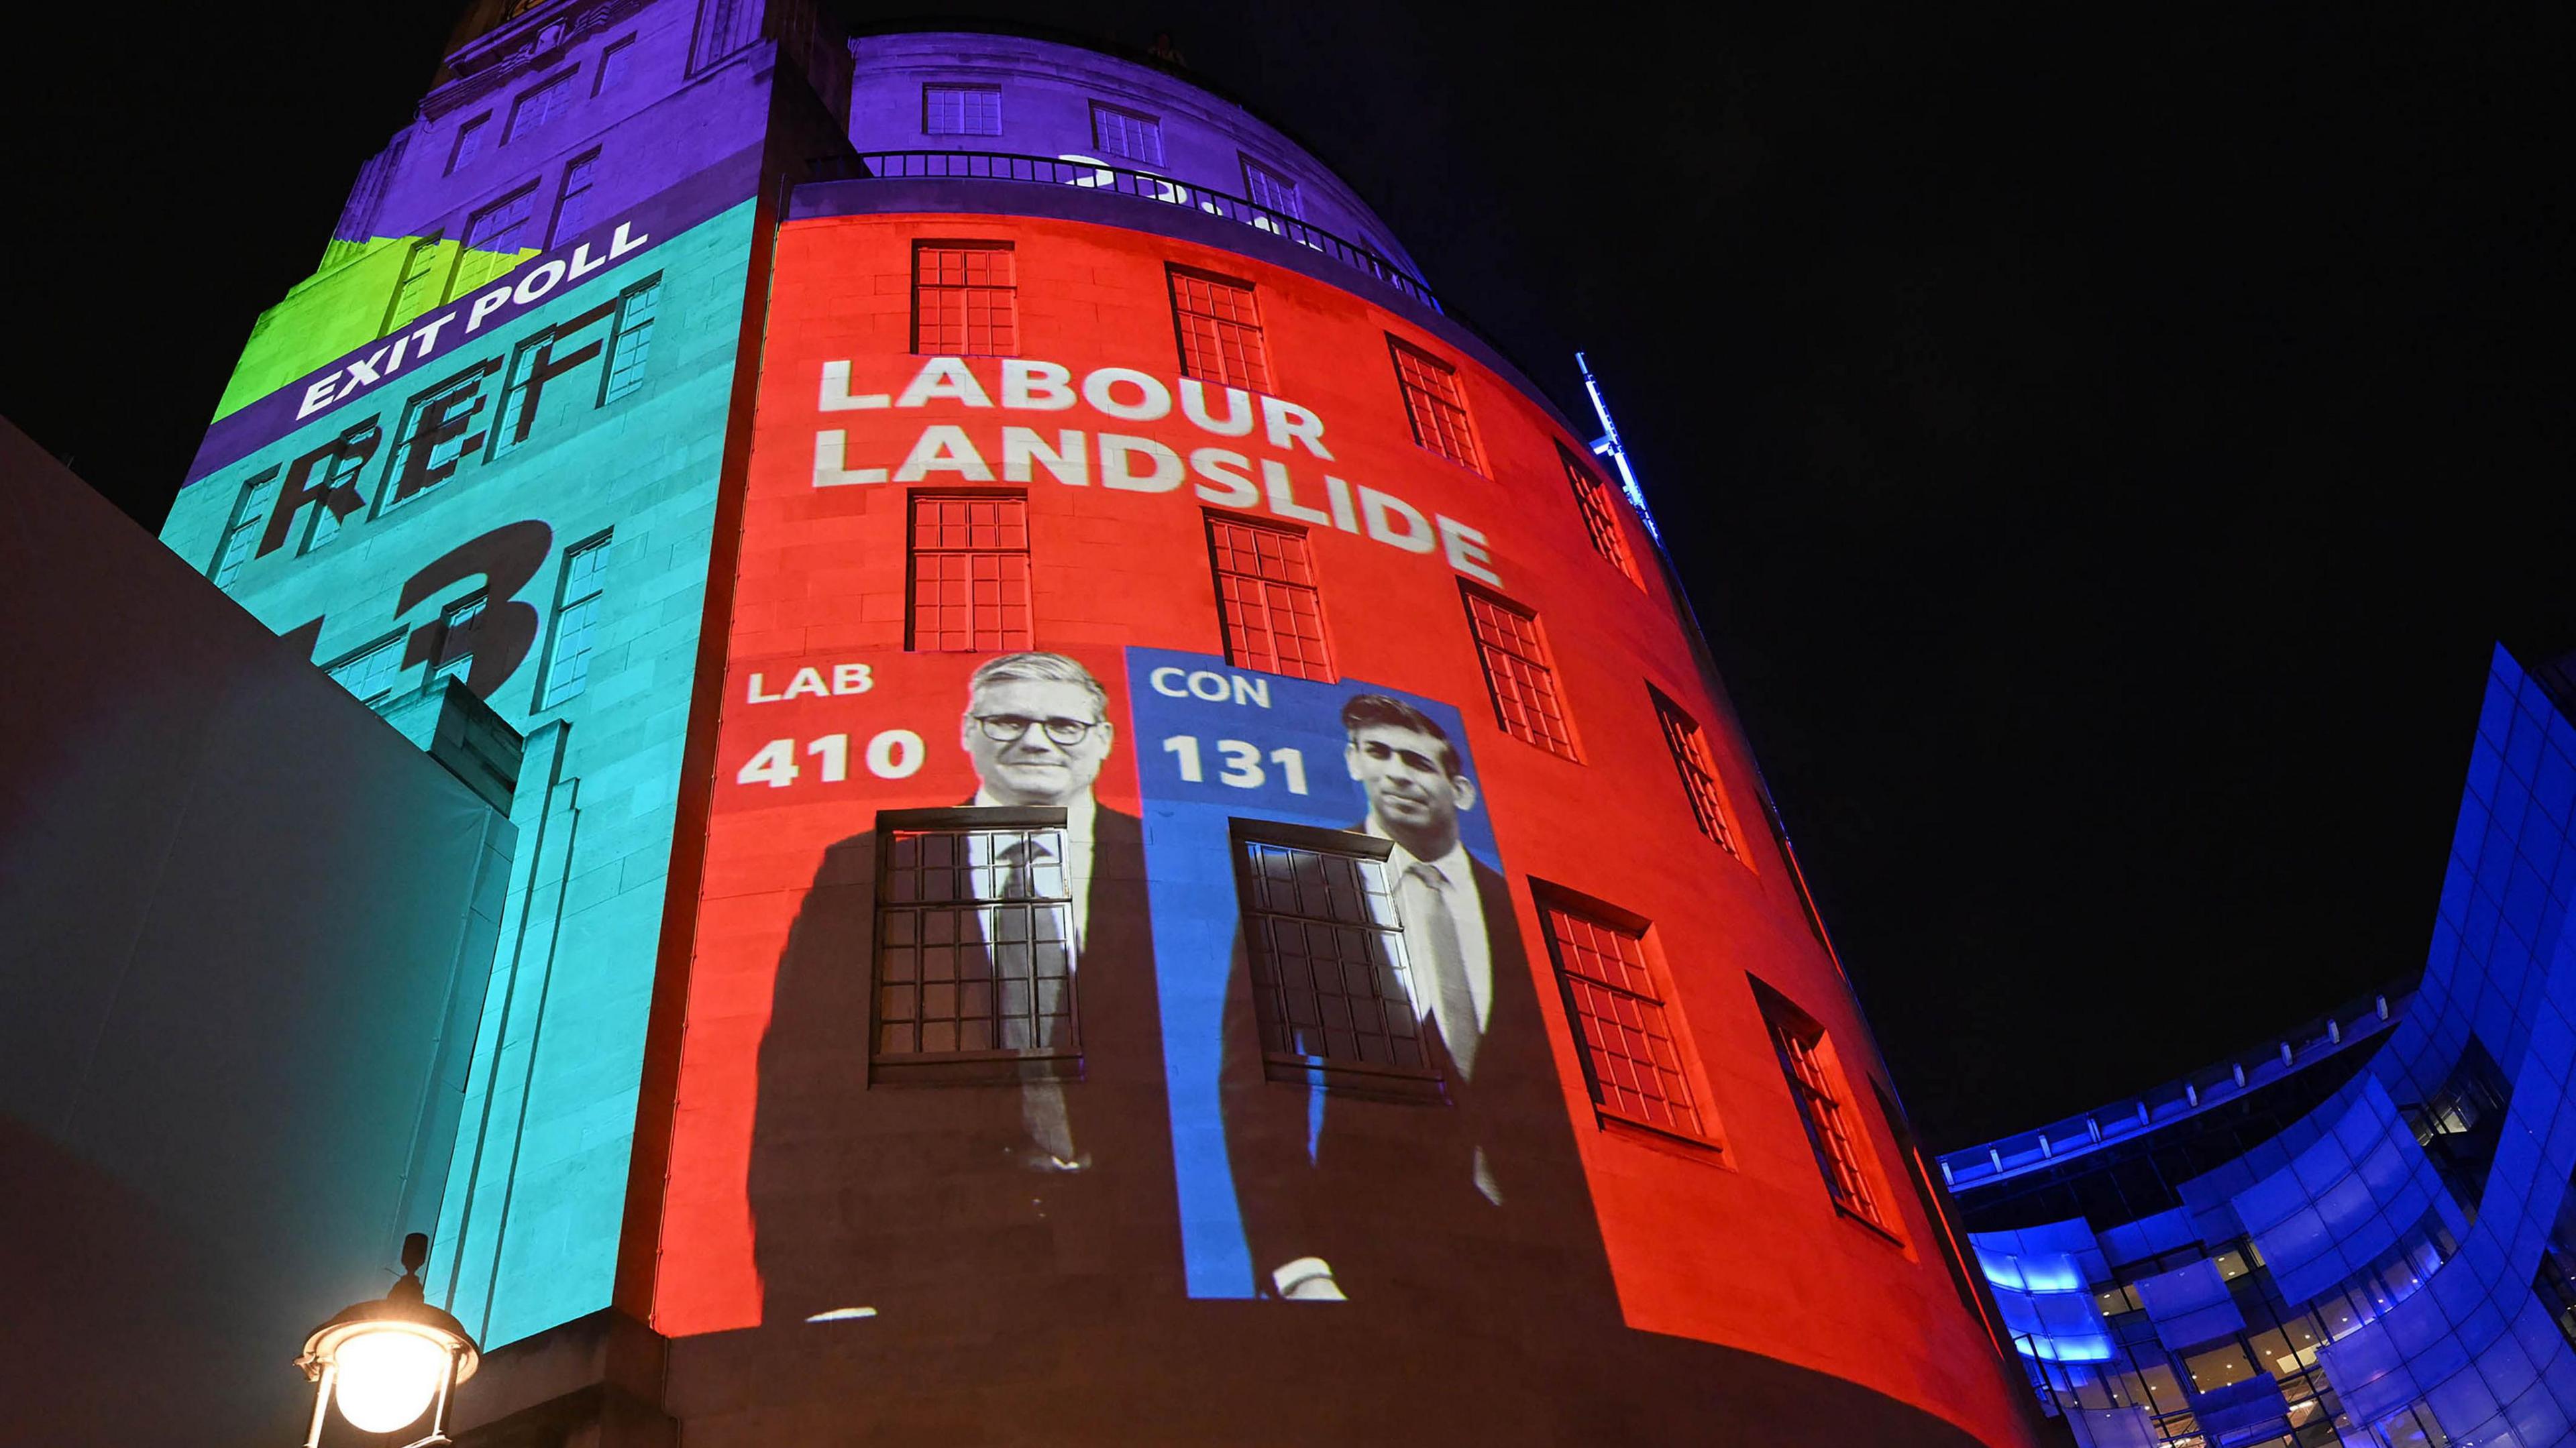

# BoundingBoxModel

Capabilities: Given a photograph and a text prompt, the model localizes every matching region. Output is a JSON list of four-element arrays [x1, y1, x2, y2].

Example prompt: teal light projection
[[160, 197, 759, 1347]]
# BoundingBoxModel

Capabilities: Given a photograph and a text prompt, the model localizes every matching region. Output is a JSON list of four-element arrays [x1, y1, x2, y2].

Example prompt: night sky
[[4, 4, 2567, 1149]]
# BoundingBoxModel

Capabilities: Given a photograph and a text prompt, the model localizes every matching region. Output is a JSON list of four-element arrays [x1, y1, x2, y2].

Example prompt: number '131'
[[1162, 736, 1307, 793]]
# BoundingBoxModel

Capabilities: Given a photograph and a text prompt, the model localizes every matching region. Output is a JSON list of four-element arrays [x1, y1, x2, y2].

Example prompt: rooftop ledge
[[1937, 982, 2412, 1195], [834, 150, 1442, 315]]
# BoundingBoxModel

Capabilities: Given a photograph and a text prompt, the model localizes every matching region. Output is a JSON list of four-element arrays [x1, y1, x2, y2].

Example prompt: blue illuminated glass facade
[[1952, 645, 2576, 1448]]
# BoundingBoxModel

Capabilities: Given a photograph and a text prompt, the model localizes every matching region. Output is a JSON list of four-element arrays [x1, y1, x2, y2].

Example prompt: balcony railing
[[850, 150, 1442, 314]]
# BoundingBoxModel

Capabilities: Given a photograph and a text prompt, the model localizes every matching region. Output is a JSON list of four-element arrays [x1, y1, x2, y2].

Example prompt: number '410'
[[1162, 736, 1307, 793]]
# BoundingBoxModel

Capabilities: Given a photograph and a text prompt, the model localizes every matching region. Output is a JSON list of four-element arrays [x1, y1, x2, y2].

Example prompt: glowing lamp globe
[[297, 1234, 480, 1448]]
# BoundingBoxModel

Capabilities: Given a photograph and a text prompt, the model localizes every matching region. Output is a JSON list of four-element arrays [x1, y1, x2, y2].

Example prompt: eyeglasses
[[971, 714, 1102, 745]]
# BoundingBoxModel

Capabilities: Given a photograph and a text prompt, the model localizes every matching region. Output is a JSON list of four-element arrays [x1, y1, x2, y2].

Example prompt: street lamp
[[297, 1233, 480, 1447]]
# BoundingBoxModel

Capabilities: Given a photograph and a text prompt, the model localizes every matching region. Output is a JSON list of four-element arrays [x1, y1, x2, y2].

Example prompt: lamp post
[[297, 1233, 480, 1448]]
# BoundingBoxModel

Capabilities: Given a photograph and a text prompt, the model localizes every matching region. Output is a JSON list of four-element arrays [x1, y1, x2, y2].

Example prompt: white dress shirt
[[1367, 821, 1492, 1039], [975, 787, 1097, 948]]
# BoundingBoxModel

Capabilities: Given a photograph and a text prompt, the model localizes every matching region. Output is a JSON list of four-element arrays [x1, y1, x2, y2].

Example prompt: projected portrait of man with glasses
[[751, 652, 1179, 1325]]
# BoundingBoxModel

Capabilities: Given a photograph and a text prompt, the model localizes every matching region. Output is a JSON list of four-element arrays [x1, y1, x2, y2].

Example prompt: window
[[600, 274, 661, 402], [505, 71, 575, 145], [1205, 514, 1332, 681], [1089, 101, 1163, 165], [299, 423, 380, 555], [912, 243, 1016, 357], [1168, 266, 1273, 392], [1651, 686, 1737, 854], [1536, 893, 1708, 1141], [209, 466, 282, 586], [384, 233, 450, 333], [594, 35, 635, 95], [874, 812, 1079, 1068], [380, 369, 492, 514], [1756, 981, 1885, 1227], [325, 633, 408, 707], [1232, 826, 1428, 1086], [1560, 445, 1638, 582], [922, 82, 1001, 135], [446, 115, 490, 174], [430, 594, 485, 687], [1241, 156, 1301, 218], [537, 532, 611, 708], [1388, 337, 1481, 472], [466, 183, 539, 254], [1461, 585, 1576, 760], [908, 494, 1031, 651], [486, 332, 552, 462], [548, 150, 599, 245]]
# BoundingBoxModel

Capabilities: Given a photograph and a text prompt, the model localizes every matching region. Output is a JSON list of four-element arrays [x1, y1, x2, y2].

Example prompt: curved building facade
[[148, 9, 2039, 1445], [1952, 647, 2576, 1448]]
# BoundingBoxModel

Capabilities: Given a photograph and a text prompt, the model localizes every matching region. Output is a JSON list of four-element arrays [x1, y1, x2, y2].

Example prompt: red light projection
[[644, 209, 2038, 1448]]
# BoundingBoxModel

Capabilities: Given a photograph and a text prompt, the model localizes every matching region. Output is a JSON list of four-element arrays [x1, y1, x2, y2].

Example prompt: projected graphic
[[1124, 650, 1601, 1304]]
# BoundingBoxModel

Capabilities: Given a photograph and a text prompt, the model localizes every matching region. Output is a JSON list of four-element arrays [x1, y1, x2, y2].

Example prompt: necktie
[[1405, 862, 1477, 1080]]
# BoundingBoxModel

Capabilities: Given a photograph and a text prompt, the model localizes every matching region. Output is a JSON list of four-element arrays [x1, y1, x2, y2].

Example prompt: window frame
[[445, 114, 490, 176], [1228, 818, 1446, 1103], [504, 67, 578, 146], [910, 240, 1018, 357], [382, 231, 451, 335], [1088, 99, 1165, 166], [1203, 510, 1336, 683], [209, 465, 284, 587], [1752, 976, 1894, 1235], [592, 34, 635, 96], [905, 489, 1034, 653], [1648, 683, 1742, 857], [1558, 443, 1640, 584], [1458, 581, 1580, 761], [1386, 335, 1483, 474], [534, 529, 613, 710], [869, 805, 1085, 1084], [921, 82, 1003, 136], [465, 180, 541, 254], [598, 272, 662, 404], [1528, 879, 1721, 1154], [322, 629, 410, 708], [547, 148, 601, 247], [1239, 154, 1303, 219], [1165, 262, 1273, 393]]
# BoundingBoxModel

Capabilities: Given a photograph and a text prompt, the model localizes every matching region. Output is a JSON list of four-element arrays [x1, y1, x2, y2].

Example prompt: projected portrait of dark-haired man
[[749, 651, 1179, 1323], [1219, 691, 1614, 1319]]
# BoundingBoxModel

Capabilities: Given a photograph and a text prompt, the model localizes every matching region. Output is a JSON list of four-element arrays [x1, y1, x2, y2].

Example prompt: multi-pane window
[[325, 633, 407, 707], [1089, 101, 1163, 165], [1206, 515, 1332, 682], [1560, 445, 1638, 582], [1539, 899, 1707, 1140], [300, 423, 379, 554], [385, 233, 449, 332], [1388, 337, 1481, 473], [1758, 983, 1884, 1227], [600, 276, 660, 402], [1233, 832, 1426, 1082], [875, 818, 1077, 1063], [594, 36, 634, 95], [505, 71, 575, 144], [1462, 586, 1576, 760], [1241, 157, 1301, 218], [922, 83, 1002, 135], [1651, 687, 1737, 854], [447, 115, 489, 174], [380, 370, 490, 514], [486, 332, 553, 462], [912, 243, 1017, 356], [466, 184, 539, 254], [908, 494, 1031, 651], [431, 594, 485, 687], [1169, 266, 1273, 392], [209, 467, 282, 587], [538, 533, 611, 708], [549, 150, 600, 245]]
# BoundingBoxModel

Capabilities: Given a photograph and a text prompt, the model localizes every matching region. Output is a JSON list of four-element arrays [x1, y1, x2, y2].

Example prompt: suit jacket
[[749, 803, 1179, 1322], [1219, 841, 1615, 1319]]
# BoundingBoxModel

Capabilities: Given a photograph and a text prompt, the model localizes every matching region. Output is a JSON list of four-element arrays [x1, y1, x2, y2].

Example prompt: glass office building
[[1950, 645, 2576, 1448]]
